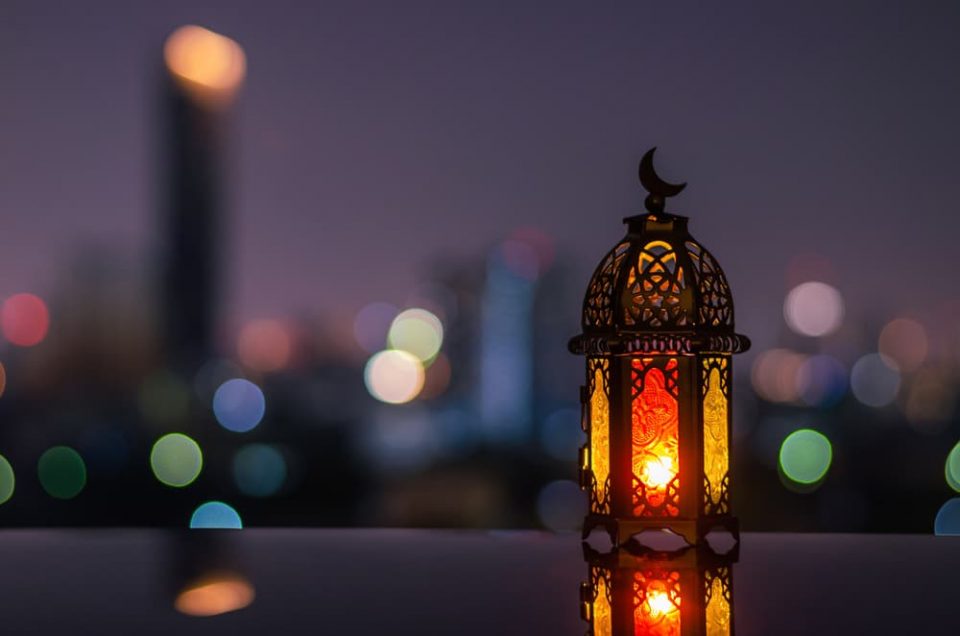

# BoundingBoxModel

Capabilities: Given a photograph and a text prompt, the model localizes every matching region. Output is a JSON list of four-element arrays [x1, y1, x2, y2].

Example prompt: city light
[[37, 446, 86, 499], [850, 353, 900, 408], [934, 499, 960, 536], [783, 281, 844, 337], [795, 354, 847, 407], [233, 444, 286, 497], [150, 433, 203, 488], [878, 318, 928, 373], [363, 349, 425, 404], [175, 574, 255, 617], [1, 293, 50, 347], [190, 501, 243, 529], [237, 319, 291, 373], [0, 454, 14, 505], [779, 429, 832, 486], [387, 308, 443, 363], [353, 302, 398, 354], [164, 25, 246, 99], [213, 379, 266, 432], [945, 442, 960, 493]]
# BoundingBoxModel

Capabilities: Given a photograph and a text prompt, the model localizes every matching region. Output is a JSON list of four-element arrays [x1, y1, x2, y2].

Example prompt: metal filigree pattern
[[701, 357, 730, 516], [631, 357, 680, 517], [633, 569, 682, 636], [588, 358, 612, 515], [704, 567, 732, 636], [624, 241, 688, 328], [685, 241, 733, 328], [583, 240, 631, 329]]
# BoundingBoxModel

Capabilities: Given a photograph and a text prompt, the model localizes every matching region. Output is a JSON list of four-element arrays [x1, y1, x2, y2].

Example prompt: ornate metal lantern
[[569, 148, 750, 546], [580, 544, 736, 636]]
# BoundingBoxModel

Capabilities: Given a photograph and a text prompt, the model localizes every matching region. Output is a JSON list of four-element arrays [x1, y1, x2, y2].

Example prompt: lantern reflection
[[581, 545, 735, 636]]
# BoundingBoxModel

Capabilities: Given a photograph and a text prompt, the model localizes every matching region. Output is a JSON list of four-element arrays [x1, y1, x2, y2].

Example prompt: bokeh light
[[0, 454, 14, 505], [175, 574, 255, 617], [363, 350, 425, 404], [418, 353, 451, 400], [353, 302, 398, 353], [0, 361, 6, 399], [164, 25, 246, 97], [934, 499, 960, 536], [795, 354, 847, 407], [150, 433, 203, 488], [783, 281, 844, 337], [535, 480, 585, 531], [213, 379, 266, 432], [850, 353, 900, 407], [38, 446, 86, 499], [779, 429, 832, 486], [750, 348, 807, 403], [190, 501, 243, 529], [878, 318, 928, 373], [233, 444, 286, 497], [905, 368, 955, 433], [1, 293, 50, 347], [237, 319, 291, 373], [945, 442, 960, 493], [387, 308, 443, 363]]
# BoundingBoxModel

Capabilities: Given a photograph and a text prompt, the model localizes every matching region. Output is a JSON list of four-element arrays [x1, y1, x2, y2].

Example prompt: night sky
[[2, 1, 959, 352]]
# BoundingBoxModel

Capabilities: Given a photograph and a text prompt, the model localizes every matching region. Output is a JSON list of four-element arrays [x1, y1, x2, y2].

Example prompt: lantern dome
[[569, 150, 750, 357]]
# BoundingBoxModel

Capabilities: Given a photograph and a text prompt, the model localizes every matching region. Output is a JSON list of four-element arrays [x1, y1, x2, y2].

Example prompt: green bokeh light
[[945, 442, 960, 493], [779, 429, 832, 485], [0, 454, 14, 504], [150, 433, 203, 488], [38, 446, 86, 499]]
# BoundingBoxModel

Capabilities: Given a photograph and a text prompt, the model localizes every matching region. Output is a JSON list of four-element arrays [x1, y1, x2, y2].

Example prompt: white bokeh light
[[783, 281, 844, 337], [364, 350, 425, 404]]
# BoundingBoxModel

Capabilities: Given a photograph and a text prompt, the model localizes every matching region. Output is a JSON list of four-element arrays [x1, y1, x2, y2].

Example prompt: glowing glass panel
[[594, 571, 612, 636], [703, 360, 729, 513], [633, 571, 681, 636], [705, 572, 731, 636], [632, 359, 680, 516], [590, 359, 610, 512]]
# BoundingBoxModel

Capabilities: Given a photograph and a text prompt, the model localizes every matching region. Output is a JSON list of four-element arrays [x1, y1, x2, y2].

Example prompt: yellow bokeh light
[[364, 350, 425, 404], [387, 308, 443, 363], [174, 574, 255, 617], [164, 25, 246, 101]]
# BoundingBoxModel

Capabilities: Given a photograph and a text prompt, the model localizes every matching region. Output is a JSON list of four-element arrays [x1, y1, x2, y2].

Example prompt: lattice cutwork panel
[[589, 567, 613, 636], [701, 357, 730, 516], [704, 567, 732, 636], [633, 569, 682, 636], [685, 241, 733, 328], [587, 358, 612, 515], [631, 357, 680, 517], [624, 241, 689, 328], [583, 240, 630, 329]]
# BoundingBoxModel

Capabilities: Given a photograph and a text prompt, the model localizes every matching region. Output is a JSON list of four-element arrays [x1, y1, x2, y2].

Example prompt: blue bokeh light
[[934, 498, 960, 536], [189, 501, 243, 529], [212, 378, 266, 432]]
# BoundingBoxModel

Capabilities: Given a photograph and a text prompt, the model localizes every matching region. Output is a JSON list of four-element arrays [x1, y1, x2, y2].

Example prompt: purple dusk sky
[[1, 1, 959, 351]]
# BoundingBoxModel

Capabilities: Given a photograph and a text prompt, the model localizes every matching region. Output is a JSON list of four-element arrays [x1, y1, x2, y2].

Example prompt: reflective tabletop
[[0, 529, 956, 634]]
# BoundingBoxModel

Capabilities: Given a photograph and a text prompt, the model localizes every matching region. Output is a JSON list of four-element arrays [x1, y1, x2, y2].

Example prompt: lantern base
[[582, 514, 739, 549]]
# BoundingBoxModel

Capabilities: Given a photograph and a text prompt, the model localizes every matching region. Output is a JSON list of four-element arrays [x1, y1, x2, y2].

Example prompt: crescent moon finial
[[638, 147, 686, 216]]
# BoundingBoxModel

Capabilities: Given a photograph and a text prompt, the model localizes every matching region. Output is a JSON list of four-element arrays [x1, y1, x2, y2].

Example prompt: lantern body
[[570, 212, 749, 546], [580, 546, 735, 636]]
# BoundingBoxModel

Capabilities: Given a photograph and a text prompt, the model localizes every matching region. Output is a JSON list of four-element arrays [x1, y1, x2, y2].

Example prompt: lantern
[[580, 544, 736, 636], [569, 148, 750, 546]]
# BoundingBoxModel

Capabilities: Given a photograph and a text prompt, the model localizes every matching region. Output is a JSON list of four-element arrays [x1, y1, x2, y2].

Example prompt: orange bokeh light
[[2, 293, 50, 347], [237, 319, 292, 373], [164, 25, 246, 102], [174, 574, 255, 617]]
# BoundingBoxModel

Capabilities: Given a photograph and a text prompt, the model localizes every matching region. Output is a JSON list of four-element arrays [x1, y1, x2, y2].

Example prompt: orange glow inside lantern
[[571, 150, 749, 547]]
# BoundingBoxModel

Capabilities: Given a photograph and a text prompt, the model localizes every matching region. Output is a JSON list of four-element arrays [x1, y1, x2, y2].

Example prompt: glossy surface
[[0, 530, 956, 634]]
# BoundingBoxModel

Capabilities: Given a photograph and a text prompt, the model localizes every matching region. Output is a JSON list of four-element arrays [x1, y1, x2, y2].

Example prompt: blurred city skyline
[[2, 1, 960, 356]]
